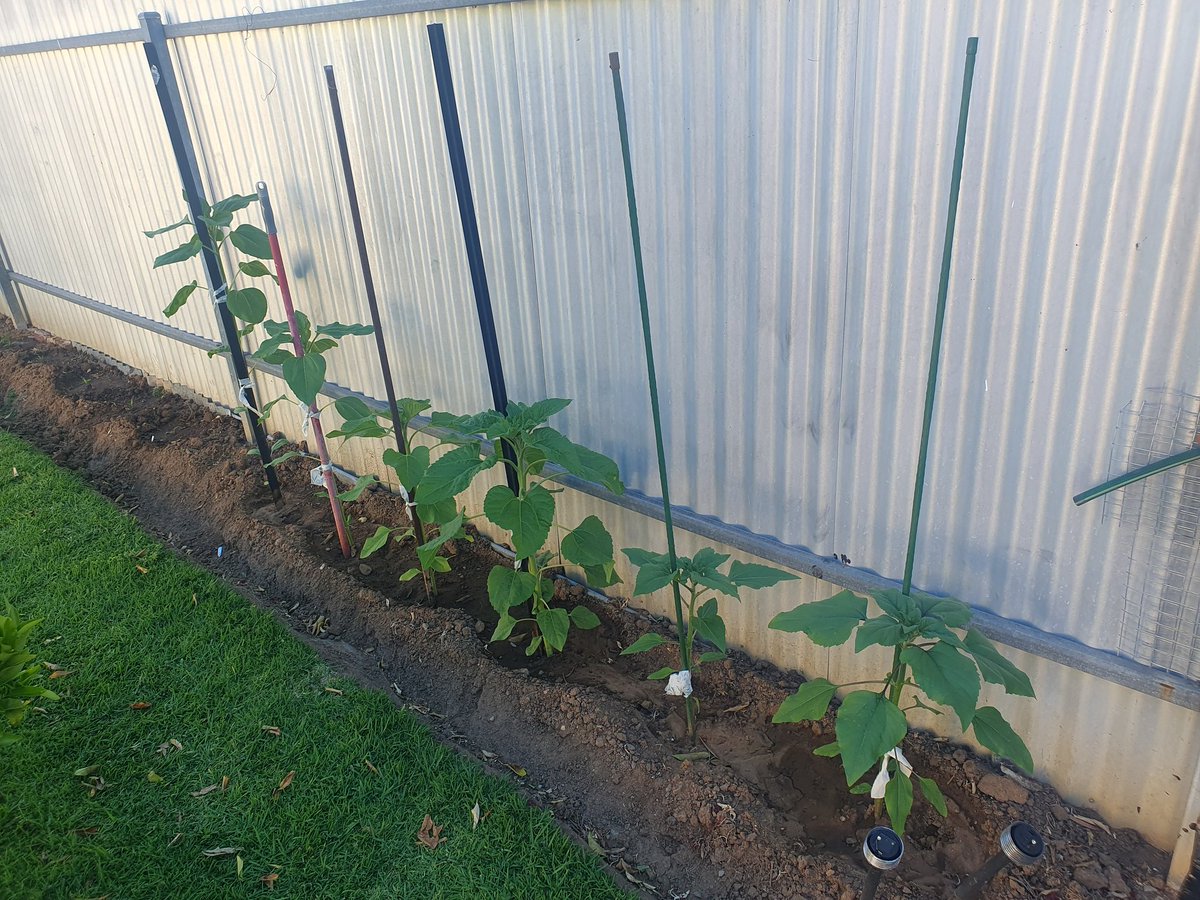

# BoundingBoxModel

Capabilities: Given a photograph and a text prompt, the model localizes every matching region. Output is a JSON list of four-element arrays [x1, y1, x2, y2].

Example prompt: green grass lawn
[[0, 430, 626, 899]]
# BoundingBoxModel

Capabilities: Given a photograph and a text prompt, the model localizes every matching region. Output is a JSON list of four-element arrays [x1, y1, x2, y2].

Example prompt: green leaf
[[971, 706, 1034, 773], [525, 636, 543, 657], [582, 562, 622, 589], [382, 446, 431, 495], [211, 193, 257, 218], [855, 616, 907, 652], [917, 775, 948, 817], [526, 427, 624, 494], [693, 568, 741, 599], [307, 338, 338, 355], [914, 595, 973, 629], [849, 782, 872, 795], [226, 287, 267, 325], [252, 334, 293, 365], [418, 444, 495, 503], [359, 526, 393, 559], [884, 767, 913, 836], [399, 568, 420, 582], [688, 548, 730, 575], [697, 651, 726, 663], [834, 691, 908, 785], [416, 497, 458, 527], [163, 281, 198, 317], [900, 643, 980, 730], [326, 418, 389, 440], [622, 547, 665, 568], [430, 555, 451, 574], [337, 474, 377, 502], [873, 589, 922, 627], [144, 215, 191, 238], [486, 566, 536, 615], [963, 629, 1035, 697], [281, 353, 326, 407], [772, 678, 837, 723], [812, 742, 841, 758], [621, 633, 668, 655], [623, 548, 677, 596], [727, 560, 799, 589], [317, 322, 374, 338], [483, 484, 554, 559], [228, 223, 272, 259], [237, 259, 276, 281], [647, 666, 674, 681], [768, 590, 866, 646], [334, 396, 375, 422], [153, 235, 201, 268], [695, 598, 726, 652], [536, 607, 570, 652], [569, 606, 600, 630], [415, 513, 464, 571], [508, 398, 571, 428], [490, 614, 518, 643], [560, 516, 614, 568], [398, 398, 432, 425]]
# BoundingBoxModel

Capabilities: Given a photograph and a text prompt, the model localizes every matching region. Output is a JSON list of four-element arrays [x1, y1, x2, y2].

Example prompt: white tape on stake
[[870, 746, 915, 799], [236, 377, 260, 415], [665, 670, 693, 698]]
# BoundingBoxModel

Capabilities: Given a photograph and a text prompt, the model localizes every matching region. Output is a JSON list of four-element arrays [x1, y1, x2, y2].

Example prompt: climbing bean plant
[[768, 588, 1035, 835], [417, 398, 625, 656]]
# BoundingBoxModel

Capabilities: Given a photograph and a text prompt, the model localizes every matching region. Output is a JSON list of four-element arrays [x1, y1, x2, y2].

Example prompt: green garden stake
[[902, 36, 979, 595], [609, 50, 695, 737]]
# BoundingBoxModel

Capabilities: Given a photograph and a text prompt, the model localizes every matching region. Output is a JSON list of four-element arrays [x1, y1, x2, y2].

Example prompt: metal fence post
[[0, 236, 29, 329], [138, 11, 280, 499]]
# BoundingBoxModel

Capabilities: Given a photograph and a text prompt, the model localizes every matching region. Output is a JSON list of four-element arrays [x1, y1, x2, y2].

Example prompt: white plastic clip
[[870, 746, 915, 799], [665, 670, 693, 698]]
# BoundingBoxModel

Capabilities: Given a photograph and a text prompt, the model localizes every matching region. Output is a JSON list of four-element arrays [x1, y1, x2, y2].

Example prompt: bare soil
[[0, 319, 1176, 900]]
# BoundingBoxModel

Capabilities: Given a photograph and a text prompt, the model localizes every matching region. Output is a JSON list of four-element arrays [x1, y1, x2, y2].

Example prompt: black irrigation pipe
[[324, 63, 426, 545], [425, 22, 521, 501], [608, 50, 696, 737], [140, 16, 280, 500]]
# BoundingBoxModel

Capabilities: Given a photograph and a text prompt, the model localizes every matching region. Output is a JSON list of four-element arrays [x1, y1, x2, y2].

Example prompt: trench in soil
[[0, 322, 1174, 900]]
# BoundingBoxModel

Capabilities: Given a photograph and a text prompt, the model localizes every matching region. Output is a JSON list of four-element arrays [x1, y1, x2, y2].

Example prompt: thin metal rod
[[902, 36, 979, 595], [323, 63, 425, 544], [257, 182, 353, 558], [426, 22, 521, 499], [139, 15, 281, 501], [1073, 446, 1200, 506], [609, 50, 694, 736]]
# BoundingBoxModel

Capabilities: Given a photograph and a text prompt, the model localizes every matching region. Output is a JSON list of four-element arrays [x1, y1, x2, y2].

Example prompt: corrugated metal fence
[[1, 0, 1198, 875]]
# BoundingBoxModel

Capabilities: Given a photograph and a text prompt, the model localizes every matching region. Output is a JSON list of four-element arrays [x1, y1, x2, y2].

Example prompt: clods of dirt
[[0, 319, 1177, 899]]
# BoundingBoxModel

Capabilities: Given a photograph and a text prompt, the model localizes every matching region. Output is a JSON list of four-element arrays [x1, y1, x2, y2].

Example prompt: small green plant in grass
[[1, 602, 58, 745], [330, 395, 473, 597], [619, 548, 796, 719], [417, 399, 625, 656], [768, 587, 1035, 834]]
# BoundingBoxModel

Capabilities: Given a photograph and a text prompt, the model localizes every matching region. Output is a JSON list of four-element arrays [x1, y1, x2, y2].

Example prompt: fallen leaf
[[1071, 813, 1114, 837], [722, 701, 750, 714], [364, 759, 379, 776], [261, 872, 280, 889], [147, 771, 164, 783], [471, 802, 481, 830], [505, 763, 527, 777], [81, 776, 106, 798], [481, 749, 497, 760], [221, 775, 229, 791], [170, 739, 183, 752], [167, 833, 183, 848], [190, 783, 220, 798], [44, 662, 65, 671], [236, 855, 244, 879], [273, 770, 295, 798], [49, 670, 72, 679], [201, 846, 240, 858], [587, 831, 605, 855], [324, 687, 343, 696], [72, 827, 100, 838], [73, 765, 101, 777], [417, 814, 445, 850], [192, 593, 197, 606], [129, 701, 152, 710], [261, 725, 281, 737], [135, 565, 149, 575], [617, 859, 658, 892]]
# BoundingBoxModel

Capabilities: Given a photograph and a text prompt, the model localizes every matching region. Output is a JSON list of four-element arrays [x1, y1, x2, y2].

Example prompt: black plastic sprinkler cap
[[1000, 822, 1045, 867], [863, 826, 904, 871]]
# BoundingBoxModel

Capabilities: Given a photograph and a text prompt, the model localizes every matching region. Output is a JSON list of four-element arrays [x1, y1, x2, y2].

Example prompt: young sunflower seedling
[[768, 588, 1035, 834], [417, 399, 625, 656], [620, 548, 797, 731]]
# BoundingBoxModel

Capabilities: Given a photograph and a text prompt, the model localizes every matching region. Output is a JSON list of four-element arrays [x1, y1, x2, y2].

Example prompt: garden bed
[[0, 318, 1175, 899]]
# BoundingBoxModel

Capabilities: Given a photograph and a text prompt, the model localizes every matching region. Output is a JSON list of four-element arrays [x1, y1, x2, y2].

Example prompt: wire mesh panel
[[1111, 389, 1200, 680]]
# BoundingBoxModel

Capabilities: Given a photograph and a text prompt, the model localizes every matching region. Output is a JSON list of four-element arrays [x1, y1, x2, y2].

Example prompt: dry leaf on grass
[[49, 670, 73, 680], [129, 701, 152, 710], [417, 814, 445, 850], [72, 827, 100, 838], [364, 759, 379, 776], [505, 763, 527, 777], [221, 775, 229, 791], [73, 765, 100, 778], [323, 687, 343, 696], [147, 771, 163, 783], [273, 770, 295, 799], [190, 783, 221, 798], [201, 846, 240, 858], [236, 855, 244, 879], [135, 565, 149, 575], [261, 872, 280, 889], [1071, 813, 1114, 836], [167, 833, 183, 848], [471, 802, 481, 830], [261, 725, 281, 737]]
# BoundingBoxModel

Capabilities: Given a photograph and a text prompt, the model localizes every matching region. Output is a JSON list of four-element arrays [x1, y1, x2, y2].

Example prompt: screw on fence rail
[[608, 50, 695, 737], [256, 181, 354, 558], [425, 22, 521, 501], [861, 826, 904, 900], [954, 821, 1045, 899], [138, 13, 281, 501], [323, 63, 425, 545], [901, 36, 979, 595]]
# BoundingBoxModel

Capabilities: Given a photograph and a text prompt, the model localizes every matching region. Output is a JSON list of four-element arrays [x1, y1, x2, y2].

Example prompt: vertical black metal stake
[[324, 64, 425, 544], [425, 22, 520, 499], [139, 14, 280, 500]]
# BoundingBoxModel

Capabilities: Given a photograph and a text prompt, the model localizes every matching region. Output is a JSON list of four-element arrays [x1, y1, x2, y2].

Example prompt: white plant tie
[[310, 462, 333, 487], [665, 670, 693, 698], [212, 284, 228, 306], [870, 746, 915, 799], [296, 400, 317, 437], [396, 484, 417, 511], [236, 377, 260, 415]]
